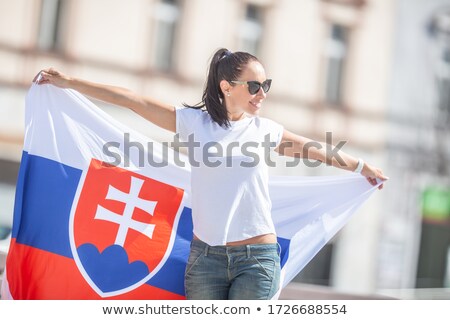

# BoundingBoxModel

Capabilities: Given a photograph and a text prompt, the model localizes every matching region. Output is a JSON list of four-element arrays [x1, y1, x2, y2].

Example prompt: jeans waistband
[[191, 238, 280, 257]]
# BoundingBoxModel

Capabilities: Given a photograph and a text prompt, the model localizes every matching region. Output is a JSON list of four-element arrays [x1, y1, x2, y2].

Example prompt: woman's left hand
[[361, 163, 389, 190]]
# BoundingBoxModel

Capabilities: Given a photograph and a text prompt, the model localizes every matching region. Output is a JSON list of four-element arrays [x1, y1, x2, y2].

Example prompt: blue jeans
[[184, 239, 281, 300]]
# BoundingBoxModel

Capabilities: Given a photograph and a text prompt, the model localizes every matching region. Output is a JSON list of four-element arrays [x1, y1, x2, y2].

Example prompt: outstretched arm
[[275, 129, 388, 189], [34, 68, 176, 132]]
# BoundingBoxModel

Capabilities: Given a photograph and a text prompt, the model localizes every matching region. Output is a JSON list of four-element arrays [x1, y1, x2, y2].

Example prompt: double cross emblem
[[94, 177, 157, 246]]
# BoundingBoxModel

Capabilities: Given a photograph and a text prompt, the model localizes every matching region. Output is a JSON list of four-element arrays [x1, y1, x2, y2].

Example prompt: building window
[[152, 0, 181, 72], [324, 24, 349, 106], [239, 4, 264, 56], [427, 8, 450, 174], [436, 44, 450, 118], [37, 0, 65, 51], [293, 243, 334, 286]]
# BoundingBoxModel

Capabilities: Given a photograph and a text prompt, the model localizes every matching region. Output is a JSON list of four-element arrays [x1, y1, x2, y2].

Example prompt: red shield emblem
[[69, 159, 184, 297]]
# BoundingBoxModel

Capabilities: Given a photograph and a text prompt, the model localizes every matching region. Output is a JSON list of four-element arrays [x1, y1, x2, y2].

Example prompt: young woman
[[34, 48, 387, 300]]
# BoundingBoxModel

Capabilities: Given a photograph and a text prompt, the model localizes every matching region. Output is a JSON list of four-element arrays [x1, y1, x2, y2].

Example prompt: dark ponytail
[[183, 48, 258, 128]]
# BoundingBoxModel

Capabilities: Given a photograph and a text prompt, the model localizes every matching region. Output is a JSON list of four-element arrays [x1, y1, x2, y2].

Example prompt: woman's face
[[223, 60, 268, 121]]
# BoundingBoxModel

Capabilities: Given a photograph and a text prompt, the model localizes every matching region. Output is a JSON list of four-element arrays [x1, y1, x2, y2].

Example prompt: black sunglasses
[[230, 79, 272, 95]]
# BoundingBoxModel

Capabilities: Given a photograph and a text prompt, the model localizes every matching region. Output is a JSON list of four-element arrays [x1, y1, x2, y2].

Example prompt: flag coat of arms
[[2, 84, 381, 299]]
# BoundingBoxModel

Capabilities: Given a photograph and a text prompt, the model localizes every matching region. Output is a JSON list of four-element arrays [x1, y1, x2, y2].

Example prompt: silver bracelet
[[354, 158, 364, 174]]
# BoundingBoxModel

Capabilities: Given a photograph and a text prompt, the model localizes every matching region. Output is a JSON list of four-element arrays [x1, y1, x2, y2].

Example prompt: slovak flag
[[2, 84, 381, 299]]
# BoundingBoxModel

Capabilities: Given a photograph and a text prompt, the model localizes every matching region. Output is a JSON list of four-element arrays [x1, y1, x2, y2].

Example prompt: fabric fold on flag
[[2, 84, 382, 299]]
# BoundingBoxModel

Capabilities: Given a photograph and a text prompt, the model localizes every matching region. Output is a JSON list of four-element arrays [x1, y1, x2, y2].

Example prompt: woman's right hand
[[33, 68, 71, 88]]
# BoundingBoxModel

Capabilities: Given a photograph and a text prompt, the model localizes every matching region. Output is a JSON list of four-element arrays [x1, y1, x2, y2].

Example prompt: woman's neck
[[228, 112, 246, 121]]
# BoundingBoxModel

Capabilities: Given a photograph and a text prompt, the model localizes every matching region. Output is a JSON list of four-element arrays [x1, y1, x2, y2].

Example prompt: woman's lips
[[249, 101, 261, 109]]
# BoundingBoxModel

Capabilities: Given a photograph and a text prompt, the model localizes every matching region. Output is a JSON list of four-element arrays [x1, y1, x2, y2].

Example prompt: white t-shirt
[[176, 107, 284, 246]]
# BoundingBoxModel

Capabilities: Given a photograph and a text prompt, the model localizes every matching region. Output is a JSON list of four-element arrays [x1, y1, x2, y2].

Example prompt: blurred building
[[379, 0, 450, 298], [0, 0, 449, 299]]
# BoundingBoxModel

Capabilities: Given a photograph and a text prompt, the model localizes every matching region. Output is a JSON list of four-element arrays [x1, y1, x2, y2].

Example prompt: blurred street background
[[0, 0, 449, 299]]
